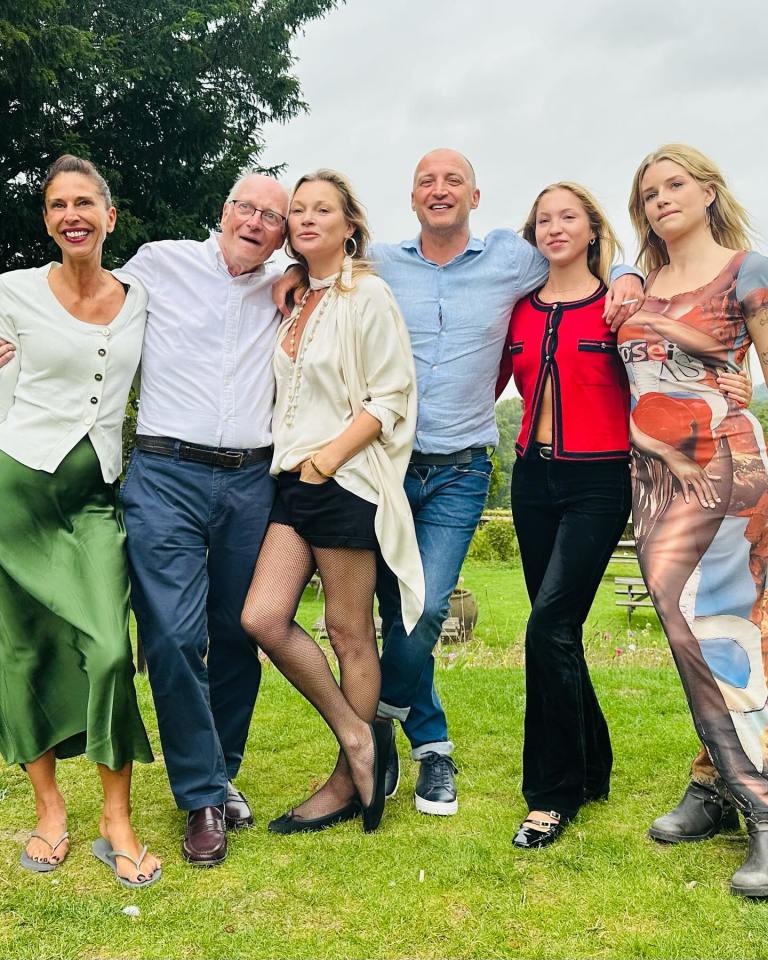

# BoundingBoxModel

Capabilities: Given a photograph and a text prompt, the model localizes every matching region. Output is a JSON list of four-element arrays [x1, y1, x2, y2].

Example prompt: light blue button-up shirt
[[372, 231, 638, 453], [371, 230, 547, 453]]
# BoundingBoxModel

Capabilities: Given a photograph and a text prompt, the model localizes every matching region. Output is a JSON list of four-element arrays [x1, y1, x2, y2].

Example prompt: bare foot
[[26, 796, 69, 867], [344, 723, 375, 808], [98, 813, 161, 884]]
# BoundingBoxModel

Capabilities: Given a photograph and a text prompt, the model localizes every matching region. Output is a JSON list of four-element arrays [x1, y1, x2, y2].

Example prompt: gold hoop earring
[[344, 236, 358, 257]]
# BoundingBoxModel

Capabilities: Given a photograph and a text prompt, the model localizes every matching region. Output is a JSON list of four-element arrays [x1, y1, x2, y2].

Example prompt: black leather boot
[[731, 818, 768, 898], [648, 781, 739, 843]]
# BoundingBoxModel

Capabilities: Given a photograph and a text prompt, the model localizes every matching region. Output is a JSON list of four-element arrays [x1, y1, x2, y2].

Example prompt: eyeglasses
[[228, 200, 286, 230]]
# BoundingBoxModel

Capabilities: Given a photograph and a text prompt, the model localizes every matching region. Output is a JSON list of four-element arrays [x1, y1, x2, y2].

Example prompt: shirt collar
[[206, 231, 267, 279], [400, 233, 485, 263]]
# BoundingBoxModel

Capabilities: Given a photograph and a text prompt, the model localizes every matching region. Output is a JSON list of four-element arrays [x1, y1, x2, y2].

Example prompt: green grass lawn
[[2, 560, 768, 960]]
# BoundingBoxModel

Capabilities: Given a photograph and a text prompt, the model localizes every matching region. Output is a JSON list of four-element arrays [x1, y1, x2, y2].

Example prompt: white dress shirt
[[123, 232, 280, 448], [0, 264, 147, 483]]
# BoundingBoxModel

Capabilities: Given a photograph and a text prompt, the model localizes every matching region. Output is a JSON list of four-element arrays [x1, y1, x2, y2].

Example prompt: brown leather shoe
[[182, 805, 227, 866], [224, 781, 254, 831]]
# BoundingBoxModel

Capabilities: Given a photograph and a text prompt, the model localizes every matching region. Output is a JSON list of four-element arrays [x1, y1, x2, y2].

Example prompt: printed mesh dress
[[617, 251, 768, 815]]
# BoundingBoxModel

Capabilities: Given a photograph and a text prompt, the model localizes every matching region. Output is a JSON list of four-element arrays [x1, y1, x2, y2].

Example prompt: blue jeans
[[120, 447, 274, 810], [377, 452, 492, 757]]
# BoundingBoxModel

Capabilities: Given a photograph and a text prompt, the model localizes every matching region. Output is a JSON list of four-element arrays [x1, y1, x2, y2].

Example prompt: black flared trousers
[[512, 447, 631, 819]]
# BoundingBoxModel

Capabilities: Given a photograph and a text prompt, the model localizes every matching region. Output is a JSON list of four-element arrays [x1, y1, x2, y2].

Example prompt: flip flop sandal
[[20, 831, 69, 873], [92, 837, 162, 890]]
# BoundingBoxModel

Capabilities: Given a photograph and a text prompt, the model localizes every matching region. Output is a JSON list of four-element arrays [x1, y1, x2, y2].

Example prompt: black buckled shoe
[[414, 752, 458, 816], [383, 721, 400, 800], [648, 781, 740, 843], [731, 818, 768, 898], [268, 800, 362, 835], [512, 810, 567, 850], [224, 781, 254, 831]]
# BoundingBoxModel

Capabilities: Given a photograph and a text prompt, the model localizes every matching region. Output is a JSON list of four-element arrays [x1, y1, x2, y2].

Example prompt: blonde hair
[[629, 143, 752, 275], [521, 182, 622, 286], [286, 169, 374, 290]]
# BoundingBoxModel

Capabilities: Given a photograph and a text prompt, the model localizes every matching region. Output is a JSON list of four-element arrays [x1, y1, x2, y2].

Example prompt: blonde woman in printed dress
[[617, 144, 768, 897]]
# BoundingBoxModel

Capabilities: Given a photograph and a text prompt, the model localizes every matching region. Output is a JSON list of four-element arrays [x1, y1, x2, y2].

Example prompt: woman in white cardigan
[[0, 155, 160, 887], [241, 169, 423, 834]]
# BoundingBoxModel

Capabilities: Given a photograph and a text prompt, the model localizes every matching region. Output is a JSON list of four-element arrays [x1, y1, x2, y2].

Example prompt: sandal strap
[[523, 811, 561, 829], [107, 844, 148, 870], [30, 830, 69, 852]]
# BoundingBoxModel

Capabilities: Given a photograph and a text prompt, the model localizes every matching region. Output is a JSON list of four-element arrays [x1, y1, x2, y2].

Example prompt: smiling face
[[533, 188, 594, 269], [640, 159, 715, 242], [43, 172, 116, 260], [411, 150, 479, 236], [287, 180, 353, 270], [218, 174, 288, 274]]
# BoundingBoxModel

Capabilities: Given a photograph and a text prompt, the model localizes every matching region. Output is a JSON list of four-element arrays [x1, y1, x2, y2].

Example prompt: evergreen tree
[[0, 0, 339, 268]]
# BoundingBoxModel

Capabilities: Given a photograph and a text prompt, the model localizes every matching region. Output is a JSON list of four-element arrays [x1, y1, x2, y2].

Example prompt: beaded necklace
[[283, 272, 338, 428]]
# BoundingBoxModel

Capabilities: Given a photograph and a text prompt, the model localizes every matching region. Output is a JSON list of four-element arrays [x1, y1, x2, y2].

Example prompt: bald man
[[367, 150, 642, 817], [121, 174, 289, 865]]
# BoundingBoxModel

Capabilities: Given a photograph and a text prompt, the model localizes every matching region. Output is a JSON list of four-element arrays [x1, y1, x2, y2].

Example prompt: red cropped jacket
[[496, 285, 630, 460]]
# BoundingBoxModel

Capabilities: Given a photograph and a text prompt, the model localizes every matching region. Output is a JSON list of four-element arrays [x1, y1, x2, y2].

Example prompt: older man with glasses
[[118, 174, 288, 866]]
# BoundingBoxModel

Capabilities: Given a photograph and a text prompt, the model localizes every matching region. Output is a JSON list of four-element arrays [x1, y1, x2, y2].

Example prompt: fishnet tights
[[241, 522, 379, 818]]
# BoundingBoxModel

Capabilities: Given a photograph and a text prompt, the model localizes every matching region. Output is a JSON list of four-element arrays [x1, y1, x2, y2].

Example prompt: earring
[[589, 237, 596, 246], [344, 236, 358, 257]]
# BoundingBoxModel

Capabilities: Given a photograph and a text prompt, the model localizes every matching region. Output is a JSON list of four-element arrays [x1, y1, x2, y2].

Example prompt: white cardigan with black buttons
[[0, 264, 147, 483]]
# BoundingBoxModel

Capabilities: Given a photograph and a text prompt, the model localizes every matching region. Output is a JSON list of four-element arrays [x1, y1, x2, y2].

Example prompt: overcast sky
[[263, 0, 768, 252], [262, 0, 768, 384]]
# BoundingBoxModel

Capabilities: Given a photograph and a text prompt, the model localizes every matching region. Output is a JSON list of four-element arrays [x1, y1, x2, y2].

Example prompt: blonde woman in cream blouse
[[241, 169, 423, 835], [0, 155, 160, 888]]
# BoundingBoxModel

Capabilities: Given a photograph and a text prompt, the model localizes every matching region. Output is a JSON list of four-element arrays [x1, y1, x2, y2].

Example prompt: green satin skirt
[[0, 438, 153, 768]]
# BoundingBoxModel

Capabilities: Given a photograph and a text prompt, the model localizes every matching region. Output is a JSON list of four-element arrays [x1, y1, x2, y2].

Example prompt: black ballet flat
[[512, 811, 567, 850], [362, 720, 393, 833], [268, 800, 361, 835]]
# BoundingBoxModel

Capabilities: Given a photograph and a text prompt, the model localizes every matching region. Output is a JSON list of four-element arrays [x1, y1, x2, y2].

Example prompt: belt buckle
[[538, 445, 553, 460], [217, 449, 245, 468]]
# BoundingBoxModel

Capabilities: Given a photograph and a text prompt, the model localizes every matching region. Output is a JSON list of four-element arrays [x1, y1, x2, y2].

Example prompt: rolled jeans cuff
[[411, 740, 454, 761], [377, 700, 409, 723]]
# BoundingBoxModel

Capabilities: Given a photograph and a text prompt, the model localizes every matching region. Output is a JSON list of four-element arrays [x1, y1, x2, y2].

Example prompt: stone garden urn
[[448, 586, 478, 641]]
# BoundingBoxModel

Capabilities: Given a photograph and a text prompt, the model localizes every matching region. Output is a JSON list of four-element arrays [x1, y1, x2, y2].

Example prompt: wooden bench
[[312, 615, 462, 643], [614, 576, 654, 622], [610, 539, 641, 565]]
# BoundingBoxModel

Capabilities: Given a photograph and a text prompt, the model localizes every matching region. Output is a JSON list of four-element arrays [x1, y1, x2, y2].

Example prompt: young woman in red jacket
[[496, 182, 749, 849]]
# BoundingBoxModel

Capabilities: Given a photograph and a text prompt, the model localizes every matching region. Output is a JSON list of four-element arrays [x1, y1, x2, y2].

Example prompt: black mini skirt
[[270, 470, 378, 549]]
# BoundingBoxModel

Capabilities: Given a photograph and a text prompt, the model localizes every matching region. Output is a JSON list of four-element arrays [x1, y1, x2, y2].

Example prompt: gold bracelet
[[309, 456, 335, 479]]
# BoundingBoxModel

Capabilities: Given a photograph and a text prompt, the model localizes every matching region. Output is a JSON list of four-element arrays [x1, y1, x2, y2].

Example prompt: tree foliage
[[0, 0, 339, 268], [487, 397, 522, 508]]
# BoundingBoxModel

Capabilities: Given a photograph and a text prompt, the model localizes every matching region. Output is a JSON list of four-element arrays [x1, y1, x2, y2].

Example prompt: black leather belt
[[410, 446, 488, 466], [528, 441, 554, 460], [135, 435, 273, 469]]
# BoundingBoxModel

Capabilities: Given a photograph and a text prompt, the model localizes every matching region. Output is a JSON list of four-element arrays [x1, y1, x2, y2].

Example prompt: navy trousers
[[121, 447, 274, 810]]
